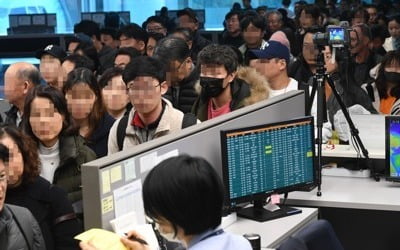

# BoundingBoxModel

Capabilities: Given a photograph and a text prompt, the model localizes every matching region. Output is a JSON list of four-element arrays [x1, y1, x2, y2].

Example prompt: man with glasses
[[107, 56, 196, 154], [143, 16, 168, 36], [153, 37, 199, 114]]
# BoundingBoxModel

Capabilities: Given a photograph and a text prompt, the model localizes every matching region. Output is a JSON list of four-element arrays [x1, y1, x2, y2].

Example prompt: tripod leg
[[324, 74, 378, 181]]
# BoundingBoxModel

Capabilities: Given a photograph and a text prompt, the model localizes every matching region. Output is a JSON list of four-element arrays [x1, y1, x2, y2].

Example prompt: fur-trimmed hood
[[194, 66, 270, 106]]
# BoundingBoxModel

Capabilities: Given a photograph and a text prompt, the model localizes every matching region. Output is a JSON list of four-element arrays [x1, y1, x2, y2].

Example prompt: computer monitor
[[220, 116, 316, 222], [385, 116, 400, 181]]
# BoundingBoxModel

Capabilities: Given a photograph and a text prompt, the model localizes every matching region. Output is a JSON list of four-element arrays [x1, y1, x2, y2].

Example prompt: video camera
[[313, 24, 350, 48]]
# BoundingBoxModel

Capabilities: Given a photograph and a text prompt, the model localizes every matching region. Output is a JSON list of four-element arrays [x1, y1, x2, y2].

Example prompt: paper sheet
[[101, 170, 111, 194], [110, 165, 122, 183], [124, 159, 136, 181], [113, 179, 145, 224], [140, 152, 157, 173], [155, 149, 179, 165], [74, 228, 127, 250]]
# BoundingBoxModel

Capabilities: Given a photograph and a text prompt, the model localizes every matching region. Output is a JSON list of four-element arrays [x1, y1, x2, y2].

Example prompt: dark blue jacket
[[87, 113, 115, 158]]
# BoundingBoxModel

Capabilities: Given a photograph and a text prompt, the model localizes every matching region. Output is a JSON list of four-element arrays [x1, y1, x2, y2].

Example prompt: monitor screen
[[220, 116, 316, 205], [386, 116, 400, 180]]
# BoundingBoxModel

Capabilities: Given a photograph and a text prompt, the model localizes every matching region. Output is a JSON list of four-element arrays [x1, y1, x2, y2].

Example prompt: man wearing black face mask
[[362, 50, 400, 115], [191, 44, 270, 121]]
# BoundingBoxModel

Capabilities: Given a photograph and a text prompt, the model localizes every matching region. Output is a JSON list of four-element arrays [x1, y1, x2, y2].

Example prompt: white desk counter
[[320, 144, 385, 159], [225, 207, 318, 249], [286, 176, 400, 211]]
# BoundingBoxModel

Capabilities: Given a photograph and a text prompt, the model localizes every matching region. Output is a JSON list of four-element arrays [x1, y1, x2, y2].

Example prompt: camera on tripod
[[313, 25, 350, 48]]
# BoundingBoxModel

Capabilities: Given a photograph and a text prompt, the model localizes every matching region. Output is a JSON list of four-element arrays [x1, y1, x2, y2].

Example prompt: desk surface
[[320, 144, 384, 159], [225, 207, 318, 249], [286, 176, 400, 211]]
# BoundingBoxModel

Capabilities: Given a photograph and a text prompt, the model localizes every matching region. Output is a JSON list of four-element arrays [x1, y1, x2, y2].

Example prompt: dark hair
[[365, 4, 378, 11], [376, 50, 400, 99], [22, 85, 78, 144], [142, 155, 224, 235], [100, 28, 118, 39], [267, 10, 283, 21], [153, 37, 191, 65], [63, 67, 106, 139], [63, 54, 96, 72], [123, 56, 166, 84], [147, 32, 165, 43], [98, 67, 124, 88], [197, 44, 238, 74], [171, 27, 194, 43], [0, 124, 40, 183], [282, 0, 291, 6], [118, 24, 149, 44], [349, 6, 369, 24], [225, 10, 242, 21], [388, 15, 400, 26], [74, 43, 100, 72], [115, 47, 141, 61], [240, 13, 267, 31], [144, 16, 167, 29], [353, 23, 372, 40], [303, 25, 325, 36], [74, 20, 101, 40], [0, 144, 8, 164], [370, 24, 389, 42], [177, 8, 198, 23], [16, 65, 41, 86], [300, 4, 321, 21]]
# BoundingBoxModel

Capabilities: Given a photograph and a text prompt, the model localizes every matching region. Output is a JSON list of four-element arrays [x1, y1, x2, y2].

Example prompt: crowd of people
[[1, 0, 400, 249]]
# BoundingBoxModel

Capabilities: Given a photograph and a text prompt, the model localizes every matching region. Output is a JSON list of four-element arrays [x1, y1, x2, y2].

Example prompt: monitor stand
[[237, 200, 302, 222]]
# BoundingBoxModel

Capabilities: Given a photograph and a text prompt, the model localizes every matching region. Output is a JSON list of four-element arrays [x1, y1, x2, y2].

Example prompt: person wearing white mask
[[80, 155, 252, 250]]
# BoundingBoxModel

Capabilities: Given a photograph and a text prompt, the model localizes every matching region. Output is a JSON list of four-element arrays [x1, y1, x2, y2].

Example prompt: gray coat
[[0, 204, 46, 250]]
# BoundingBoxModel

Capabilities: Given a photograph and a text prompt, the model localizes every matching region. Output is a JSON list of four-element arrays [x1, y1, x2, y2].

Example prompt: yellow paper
[[75, 228, 127, 250], [110, 165, 122, 183], [102, 170, 111, 194], [101, 196, 114, 214]]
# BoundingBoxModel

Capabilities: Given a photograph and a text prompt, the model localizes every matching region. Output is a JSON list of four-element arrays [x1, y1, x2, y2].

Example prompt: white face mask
[[155, 223, 181, 243]]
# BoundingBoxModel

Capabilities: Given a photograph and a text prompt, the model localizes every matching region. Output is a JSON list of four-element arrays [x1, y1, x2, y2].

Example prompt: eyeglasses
[[146, 26, 165, 33], [126, 81, 162, 92]]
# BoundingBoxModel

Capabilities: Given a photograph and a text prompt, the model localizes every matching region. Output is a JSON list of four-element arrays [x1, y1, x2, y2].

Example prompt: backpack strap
[[181, 113, 198, 129], [117, 115, 129, 151], [7, 205, 33, 250]]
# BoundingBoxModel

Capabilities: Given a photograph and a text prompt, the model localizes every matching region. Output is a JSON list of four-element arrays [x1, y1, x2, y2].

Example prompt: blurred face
[[384, 61, 400, 74], [302, 33, 318, 65], [226, 14, 240, 34], [146, 37, 157, 57], [242, 23, 264, 48], [366, 7, 377, 24], [300, 10, 316, 29], [146, 21, 167, 36], [61, 60, 75, 82], [178, 15, 198, 31], [323, 46, 338, 73], [40, 54, 62, 87], [0, 160, 6, 211], [154, 217, 185, 243], [126, 76, 168, 114], [200, 64, 235, 94], [389, 20, 400, 39], [267, 13, 282, 33], [102, 75, 129, 113], [351, 12, 366, 26], [67, 41, 79, 54], [101, 34, 118, 49], [114, 54, 131, 69], [0, 136, 23, 186], [249, 58, 285, 82], [29, 97, 64, 147], [350, 27, 368, 55], [65, 83, 96, 121], [4, 69, 25, 106], [166, 58, 192, 86]]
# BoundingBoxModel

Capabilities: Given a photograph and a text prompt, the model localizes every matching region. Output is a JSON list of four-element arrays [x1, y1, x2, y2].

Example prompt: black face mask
[[384, 71, 400, 83], [200, 77, 226, 97]]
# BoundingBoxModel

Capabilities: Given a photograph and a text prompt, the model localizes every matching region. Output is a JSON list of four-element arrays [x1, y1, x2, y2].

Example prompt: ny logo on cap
[[44, 45, 54, 51]]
